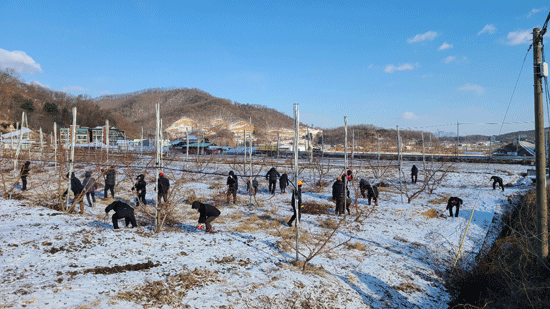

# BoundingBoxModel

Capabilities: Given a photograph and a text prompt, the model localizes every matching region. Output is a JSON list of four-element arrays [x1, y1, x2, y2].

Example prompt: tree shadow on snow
[[337, 271, 421, 308]]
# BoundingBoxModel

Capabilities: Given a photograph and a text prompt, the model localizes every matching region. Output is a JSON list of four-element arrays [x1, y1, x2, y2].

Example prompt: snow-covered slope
[[0, 159, 530, 308]]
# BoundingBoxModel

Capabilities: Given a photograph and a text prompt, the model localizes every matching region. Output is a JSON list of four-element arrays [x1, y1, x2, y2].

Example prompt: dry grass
[[319, 217, 339, 230], [428, 196, 448, 204], [345, 242, 367, 251], [392, 282, 423, 293], [301, 201, 333, 215], [116, 268, 220, 308], [447, 188, 550, 308], [420, 208, 439, 219]]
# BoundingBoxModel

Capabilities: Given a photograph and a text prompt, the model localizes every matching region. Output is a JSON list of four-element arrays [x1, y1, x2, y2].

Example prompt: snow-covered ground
[[0, 157, 532, 308]]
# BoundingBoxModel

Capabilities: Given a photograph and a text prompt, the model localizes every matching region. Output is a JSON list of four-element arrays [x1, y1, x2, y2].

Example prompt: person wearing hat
[[226, 170, 238, 204], [287, 180, 303, 227], [156, 172, 170, 205], [131, 174, 147, 206], [192, 201, 220, 233]]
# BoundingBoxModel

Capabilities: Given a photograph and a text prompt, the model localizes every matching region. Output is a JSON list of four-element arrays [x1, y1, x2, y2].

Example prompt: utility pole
[[533, 26, 548, 261]]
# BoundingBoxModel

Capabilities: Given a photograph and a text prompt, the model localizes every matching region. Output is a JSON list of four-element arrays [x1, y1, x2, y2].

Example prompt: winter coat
[[291, 187, 302, 208], [332, 180, 346, 200], [227, 174, 238, 191], [63, 172, 83, 196], [446, 197, 463, 210], [20, 163, 30, 178], [411, 165, 418, 175], [157, 175, 170, 194], [359, 179, 368, 190], [105, 201, 134, 217], [104, 168, 116, 185], [266, 168, 280, 181], [132, 178, 147, 195], [82, 171, 97, 193], [279, 173, 289, 187], [368, 184, 378, 198], [194, 202, 221, 223]]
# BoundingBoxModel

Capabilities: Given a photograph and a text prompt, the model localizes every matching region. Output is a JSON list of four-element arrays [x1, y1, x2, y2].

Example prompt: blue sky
[[1, 1, 549, 136]]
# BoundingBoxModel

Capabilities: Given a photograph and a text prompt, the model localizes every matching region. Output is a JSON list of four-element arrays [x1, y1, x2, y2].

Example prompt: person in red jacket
[[192, 201, 220, 233]]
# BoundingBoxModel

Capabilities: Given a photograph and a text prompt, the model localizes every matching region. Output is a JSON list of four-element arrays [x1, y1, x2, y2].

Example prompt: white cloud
[[407, 31, 438, 43], [384, 63, 419, 73], [443, 56, 456, 63], [506, 30, 531, 45], [62, 85, 87, 93], [401, 112, 418, 120], [478, 24, 497, 35], [458, 83, 484, 95], [438, 42, 453, 50], [0, 48, 42, 74], [527, 8, 543, 18], [29, 80, 49, 89]]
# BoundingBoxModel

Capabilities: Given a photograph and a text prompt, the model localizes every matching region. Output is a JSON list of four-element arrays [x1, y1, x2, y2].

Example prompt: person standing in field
[[19, 161, 30, 191]]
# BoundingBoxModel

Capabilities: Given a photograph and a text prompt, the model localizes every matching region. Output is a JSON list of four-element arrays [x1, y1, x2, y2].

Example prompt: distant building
[[60, 125, 125, 145]]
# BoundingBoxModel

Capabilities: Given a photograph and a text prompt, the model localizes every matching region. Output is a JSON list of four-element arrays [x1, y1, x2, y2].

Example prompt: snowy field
[[0, 157, 532, 308]]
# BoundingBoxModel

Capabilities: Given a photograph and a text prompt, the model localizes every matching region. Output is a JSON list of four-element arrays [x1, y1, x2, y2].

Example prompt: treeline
[[0, 69, 124, 135]]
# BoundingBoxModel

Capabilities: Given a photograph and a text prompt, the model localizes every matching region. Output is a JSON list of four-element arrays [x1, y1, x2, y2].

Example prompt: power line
[[498, 44, 532, 136]]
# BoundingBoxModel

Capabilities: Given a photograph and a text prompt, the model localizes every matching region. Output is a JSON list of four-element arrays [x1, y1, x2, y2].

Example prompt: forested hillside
[[0, 69, 123, 135]]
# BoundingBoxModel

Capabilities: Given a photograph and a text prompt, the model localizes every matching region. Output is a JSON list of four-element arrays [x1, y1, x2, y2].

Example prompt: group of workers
[[14, 161, 509, 231]]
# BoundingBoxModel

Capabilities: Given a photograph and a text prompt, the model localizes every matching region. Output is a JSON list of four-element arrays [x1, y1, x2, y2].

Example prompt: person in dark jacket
[[446, 197, 463, 217], [368, 184, 379, 206], [157, 173, 170, 204], [411, 165, 418, 184], [332, 177, 347, 215], [359, 179, 378, 206], [226, 170, 238, 204], [287, 181, 303, 227], [105, 200, 137, 229], [19, 161, 30, 191], [359, 178, 369, 198], [279, 173, 289, 193], [131, 174, 147, 206], [102, 165, 116, 198], [62, 172, 85, 214], [192, 201, 220, 233], [490, 176, 504, 192], [246, 178, 259, 197], [342, 169, 353, 182], [265, 167, 280, 194], [82, 171, 98, 207]]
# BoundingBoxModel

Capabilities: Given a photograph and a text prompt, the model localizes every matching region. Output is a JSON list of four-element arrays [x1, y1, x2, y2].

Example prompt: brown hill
[[94, 88, 297, 139]]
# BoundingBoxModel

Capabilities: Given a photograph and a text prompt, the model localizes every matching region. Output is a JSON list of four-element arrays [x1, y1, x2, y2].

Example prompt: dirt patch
[[420, 208, 438, 219], [67, 261, 160, 276]]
